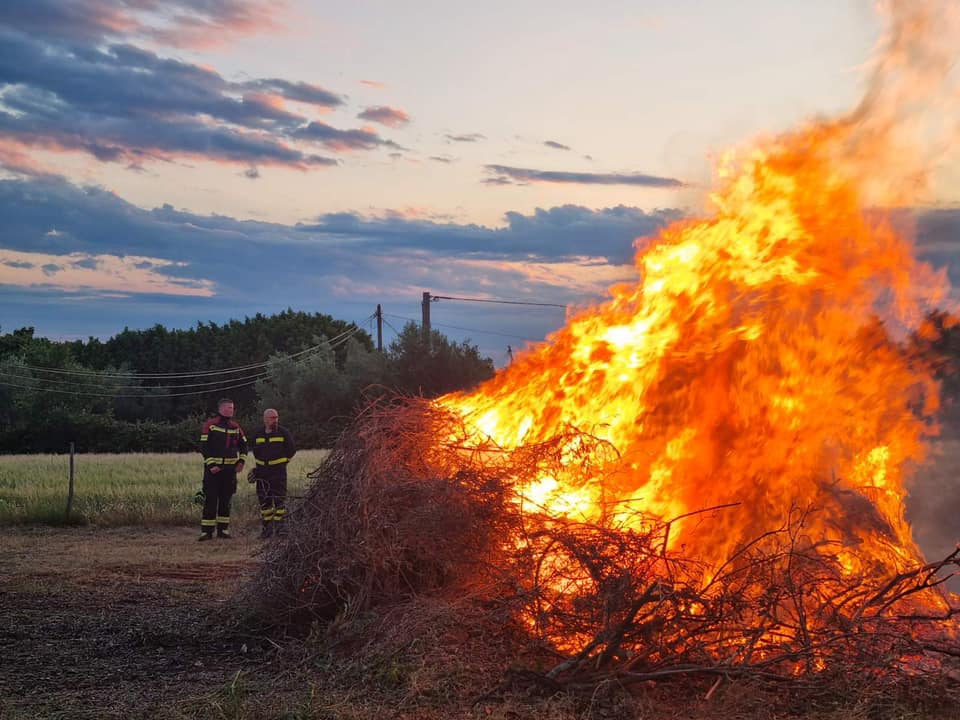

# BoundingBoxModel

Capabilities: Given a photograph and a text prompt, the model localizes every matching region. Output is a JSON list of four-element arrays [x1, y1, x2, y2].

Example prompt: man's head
[[263, 408, 279, 431], [217, 398, 235, 418]]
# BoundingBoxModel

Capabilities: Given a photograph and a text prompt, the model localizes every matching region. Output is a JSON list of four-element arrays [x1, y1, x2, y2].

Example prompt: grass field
[[0, 449, 328, 526]]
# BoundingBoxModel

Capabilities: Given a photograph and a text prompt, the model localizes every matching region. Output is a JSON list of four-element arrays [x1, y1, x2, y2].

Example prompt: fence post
[[66, 442, 75, 520]]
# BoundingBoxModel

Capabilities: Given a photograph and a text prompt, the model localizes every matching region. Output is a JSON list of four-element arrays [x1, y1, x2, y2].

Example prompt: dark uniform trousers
[[202, 465, 238, 534], [252, 424, 295, 533], [257, 468, 287, 529]]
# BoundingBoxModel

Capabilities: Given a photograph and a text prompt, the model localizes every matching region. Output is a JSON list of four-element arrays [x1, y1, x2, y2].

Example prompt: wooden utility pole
[[421, 291, 431, 338], [375, 303, 383, 351]]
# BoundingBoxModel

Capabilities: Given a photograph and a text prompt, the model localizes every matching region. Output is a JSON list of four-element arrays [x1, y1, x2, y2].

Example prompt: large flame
[[440, 1, 959, 584]]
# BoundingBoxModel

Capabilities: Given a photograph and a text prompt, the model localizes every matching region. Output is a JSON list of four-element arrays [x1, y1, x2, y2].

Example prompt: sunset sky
[[1, 0, 957, 363]]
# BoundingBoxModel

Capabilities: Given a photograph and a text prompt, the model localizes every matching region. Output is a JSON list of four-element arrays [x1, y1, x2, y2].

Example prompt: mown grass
[[0, 449, 328, 526]]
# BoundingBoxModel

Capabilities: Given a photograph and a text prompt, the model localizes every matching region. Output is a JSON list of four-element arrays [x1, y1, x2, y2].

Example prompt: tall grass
[[0, 450, 328, 527]]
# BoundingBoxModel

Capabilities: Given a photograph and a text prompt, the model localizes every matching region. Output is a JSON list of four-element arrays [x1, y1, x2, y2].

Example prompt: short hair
[[217, 397, 234, 408]]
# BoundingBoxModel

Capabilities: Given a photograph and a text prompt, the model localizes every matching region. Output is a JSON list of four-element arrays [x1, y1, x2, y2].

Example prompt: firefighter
[[198, 397, 248, 540], [249, 408, 296, 538]]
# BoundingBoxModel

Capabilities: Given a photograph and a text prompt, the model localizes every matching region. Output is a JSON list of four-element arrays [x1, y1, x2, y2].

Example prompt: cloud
[[484, 164, 687, 188], [544, 140, 571, 151], [429, 155, 454, 164], [7, 176, 960, 362], [1, 248, 214, 296], [293, 121, 400, 152], [0, 177, 681, 305], [360, 80, 386, 90], [242, 78, 343, 109], [0, 176, 691, 358], [445, 133, 486, 143], [0, 0, 287, 49], [0, 28, 390, 171], [357, 105, 410, 128], [242, 165, 261, 179], [300, 203, 682, 265], [0, 137, 57, 176]]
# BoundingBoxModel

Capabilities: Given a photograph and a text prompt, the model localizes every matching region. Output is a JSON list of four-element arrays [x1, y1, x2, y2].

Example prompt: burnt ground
[[0, 526, 273, 720]]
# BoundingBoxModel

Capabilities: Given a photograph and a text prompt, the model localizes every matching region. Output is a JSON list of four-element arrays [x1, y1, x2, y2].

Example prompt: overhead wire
[[0, 323, 368, 399], [9, 319, 373, 379], [430, 294, 566, 308], [384, 313, 541, 343], [0, 375, 269, 399], [1, 299, 553, 397], [381, 317, 403, 338]]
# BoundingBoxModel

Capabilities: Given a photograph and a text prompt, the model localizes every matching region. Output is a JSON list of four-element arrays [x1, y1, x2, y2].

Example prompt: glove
[[193, 488, 205, 505]]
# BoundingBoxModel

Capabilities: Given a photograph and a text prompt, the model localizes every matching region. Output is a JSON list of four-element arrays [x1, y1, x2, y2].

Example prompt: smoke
[[837, 0, 960, 207], [906, 435, 960, 594]]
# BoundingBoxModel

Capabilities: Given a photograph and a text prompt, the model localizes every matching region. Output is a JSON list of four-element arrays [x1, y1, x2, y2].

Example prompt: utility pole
[[421, 291, 431, 338], [375, 303, 383, 351]]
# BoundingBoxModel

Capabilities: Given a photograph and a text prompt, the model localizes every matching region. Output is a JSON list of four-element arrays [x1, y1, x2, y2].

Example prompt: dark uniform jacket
[[252, 424, 296, 477], [200, 415, 248, 470]]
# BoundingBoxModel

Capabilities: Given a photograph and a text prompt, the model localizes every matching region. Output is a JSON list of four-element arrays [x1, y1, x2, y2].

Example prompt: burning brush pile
[[249, 0, 960, 700]]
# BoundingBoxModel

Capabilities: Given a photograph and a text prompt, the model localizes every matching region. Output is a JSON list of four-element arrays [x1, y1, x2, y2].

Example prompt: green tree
[[387, 322, 494, 397], [255, 337, 353, 447]]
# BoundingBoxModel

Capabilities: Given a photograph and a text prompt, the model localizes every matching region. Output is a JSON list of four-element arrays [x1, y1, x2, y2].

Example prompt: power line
[[0, 325, 366, 399], [0, 375, 269, 399], [381, 317, 403, 338], [384, 313, 540, 343], [9, 321, 372, 380], [0, 368, 272, 391], [430, 294, 566, 308]]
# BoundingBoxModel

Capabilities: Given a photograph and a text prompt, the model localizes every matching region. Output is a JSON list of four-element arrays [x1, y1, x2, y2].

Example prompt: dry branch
[[242, 395, 960, 696]]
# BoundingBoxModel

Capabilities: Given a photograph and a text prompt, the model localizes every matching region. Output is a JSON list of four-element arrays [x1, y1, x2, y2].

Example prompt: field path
[[0, 526, 272, 719]]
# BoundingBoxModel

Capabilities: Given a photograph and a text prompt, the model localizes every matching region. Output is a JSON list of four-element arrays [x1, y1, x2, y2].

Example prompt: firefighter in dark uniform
[[198, 397, 248, 540], [249, 408, 296, 538]]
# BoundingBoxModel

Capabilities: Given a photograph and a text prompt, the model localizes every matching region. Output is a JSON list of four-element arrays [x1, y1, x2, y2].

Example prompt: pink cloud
[[357, 105, 411, 129], [360, 80, 387, 90], [0, 139, 59, 176], [0, 250, 216, 297], [456, 257, 638, 296], [129, 1, 291, 50]]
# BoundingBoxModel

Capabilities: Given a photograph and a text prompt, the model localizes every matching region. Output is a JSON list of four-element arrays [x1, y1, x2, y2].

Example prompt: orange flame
[[440, 1, 959, 589]]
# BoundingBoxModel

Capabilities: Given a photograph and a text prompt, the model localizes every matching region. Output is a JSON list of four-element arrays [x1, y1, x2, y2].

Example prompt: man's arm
[[285, 427, 297, 461], [200, 419, 221, 473], [199, 419, 213, 457], [236, 424, 249, 470]]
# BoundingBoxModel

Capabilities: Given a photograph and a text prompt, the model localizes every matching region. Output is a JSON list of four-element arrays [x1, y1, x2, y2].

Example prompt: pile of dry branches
[[246, 396, 960, 693]]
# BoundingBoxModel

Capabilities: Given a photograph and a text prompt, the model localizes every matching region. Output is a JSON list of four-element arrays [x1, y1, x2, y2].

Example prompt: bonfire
[[250, 0, 960, 697]]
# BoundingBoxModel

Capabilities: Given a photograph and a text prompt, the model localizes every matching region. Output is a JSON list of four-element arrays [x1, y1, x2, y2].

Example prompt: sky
[[1, 0, 958, 365]]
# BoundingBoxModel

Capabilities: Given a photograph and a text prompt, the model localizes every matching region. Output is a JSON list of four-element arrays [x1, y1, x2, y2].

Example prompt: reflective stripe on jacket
[[252, 424, 296, 469], [200, 415, 248, 466]]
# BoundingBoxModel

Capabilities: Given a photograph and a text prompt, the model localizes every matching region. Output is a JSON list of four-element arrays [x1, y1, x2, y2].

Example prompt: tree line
[[0, 309, 494, 453]]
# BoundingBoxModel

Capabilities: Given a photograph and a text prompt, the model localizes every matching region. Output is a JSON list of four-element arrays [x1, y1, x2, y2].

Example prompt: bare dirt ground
[[0, 526, 270, 719], [4, 475, 960, 720]]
